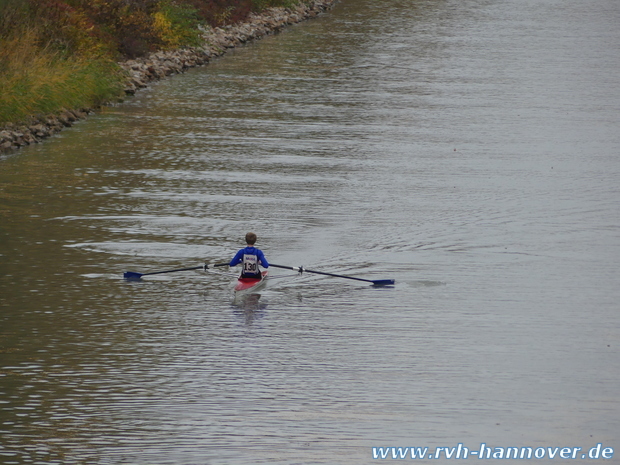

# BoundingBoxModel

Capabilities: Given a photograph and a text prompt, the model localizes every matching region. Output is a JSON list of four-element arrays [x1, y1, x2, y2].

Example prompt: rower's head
[[245, 232, 257, 246]]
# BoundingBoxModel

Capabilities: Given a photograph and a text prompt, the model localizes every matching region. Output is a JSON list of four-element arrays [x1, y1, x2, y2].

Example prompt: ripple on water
[[1, 0, 619, 462]]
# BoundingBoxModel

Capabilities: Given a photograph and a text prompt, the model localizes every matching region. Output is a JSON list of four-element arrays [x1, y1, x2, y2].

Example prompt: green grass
[[0, 33, 125, 125]]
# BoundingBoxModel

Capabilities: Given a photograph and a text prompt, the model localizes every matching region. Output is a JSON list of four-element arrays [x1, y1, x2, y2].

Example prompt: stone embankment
[[0, 0, 337, 154]]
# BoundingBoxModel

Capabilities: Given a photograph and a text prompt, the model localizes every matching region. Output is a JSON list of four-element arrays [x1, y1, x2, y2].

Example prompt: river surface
[[1, 0, 619, 463]]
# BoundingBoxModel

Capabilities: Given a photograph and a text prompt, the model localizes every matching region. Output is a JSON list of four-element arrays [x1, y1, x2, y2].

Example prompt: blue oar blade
[[371, 279, 395, 286], [124, 271, 143, 280]]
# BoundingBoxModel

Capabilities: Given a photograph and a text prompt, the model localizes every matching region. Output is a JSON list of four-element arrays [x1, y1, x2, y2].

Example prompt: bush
[[0, 30, 123, 125], [0, 0, 312, 126], [153, 0, 202, 49]]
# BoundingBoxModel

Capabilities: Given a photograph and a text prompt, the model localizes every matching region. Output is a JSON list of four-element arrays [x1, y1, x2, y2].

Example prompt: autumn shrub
[[0, 1, 123, 125], [181, 0, 309, 28], [62, 0, 161, 58], [153, 0, 202, 49], [0, 0, 314, 125], [0, 0, 29, 38], [251, 0, 302, 10], [0, 30, 124, 125], [182, 0, 252, 27]]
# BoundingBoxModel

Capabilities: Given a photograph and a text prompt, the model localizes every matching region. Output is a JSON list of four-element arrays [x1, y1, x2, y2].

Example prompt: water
[[1, 0, 619, 463]]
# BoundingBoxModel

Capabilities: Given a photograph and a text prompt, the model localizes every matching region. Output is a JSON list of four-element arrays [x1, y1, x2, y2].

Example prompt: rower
[[229, 232, 270, 279]]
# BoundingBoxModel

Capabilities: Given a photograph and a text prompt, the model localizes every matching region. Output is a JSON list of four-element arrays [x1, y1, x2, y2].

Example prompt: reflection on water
[[232, 294, 268, 324], [1, 0, 619, 463]]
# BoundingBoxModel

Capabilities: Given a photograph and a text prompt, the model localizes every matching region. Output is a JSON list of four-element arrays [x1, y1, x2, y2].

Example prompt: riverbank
[[0, 0, 337, 155]]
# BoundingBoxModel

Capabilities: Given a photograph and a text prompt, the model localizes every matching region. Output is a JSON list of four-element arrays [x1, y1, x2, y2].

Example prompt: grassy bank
[[0, 31, 124, 125], [0, 0, 307, 127]]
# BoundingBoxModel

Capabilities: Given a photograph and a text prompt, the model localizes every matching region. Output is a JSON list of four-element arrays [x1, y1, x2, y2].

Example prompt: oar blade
[[371, 279, 395, 286], [123, 271, 143, 280]]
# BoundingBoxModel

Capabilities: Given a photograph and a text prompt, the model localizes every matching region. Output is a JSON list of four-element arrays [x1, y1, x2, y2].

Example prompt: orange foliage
[[2, 0, 305, 59]]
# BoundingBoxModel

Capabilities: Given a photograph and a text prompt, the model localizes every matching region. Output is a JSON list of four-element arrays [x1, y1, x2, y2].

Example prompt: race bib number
[[243, 254, 258, 273]]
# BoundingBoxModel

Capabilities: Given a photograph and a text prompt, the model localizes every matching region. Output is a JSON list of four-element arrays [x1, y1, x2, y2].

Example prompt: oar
[[269, 264, 395, 286], [124, 263, 228, 280]]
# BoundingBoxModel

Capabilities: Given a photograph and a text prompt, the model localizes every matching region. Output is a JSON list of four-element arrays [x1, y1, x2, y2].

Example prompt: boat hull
[[234, 270, 268, 293]]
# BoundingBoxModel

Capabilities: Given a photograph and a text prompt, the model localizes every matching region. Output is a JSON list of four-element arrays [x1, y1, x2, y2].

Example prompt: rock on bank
[[0, 0, 338, 155]]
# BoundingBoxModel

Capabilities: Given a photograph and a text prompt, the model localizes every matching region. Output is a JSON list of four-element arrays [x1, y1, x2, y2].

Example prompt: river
[[1, 0, 619, 463]]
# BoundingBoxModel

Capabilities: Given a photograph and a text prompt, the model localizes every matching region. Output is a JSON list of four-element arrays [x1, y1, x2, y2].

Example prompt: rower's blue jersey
[[229, 247, 269, 269]]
